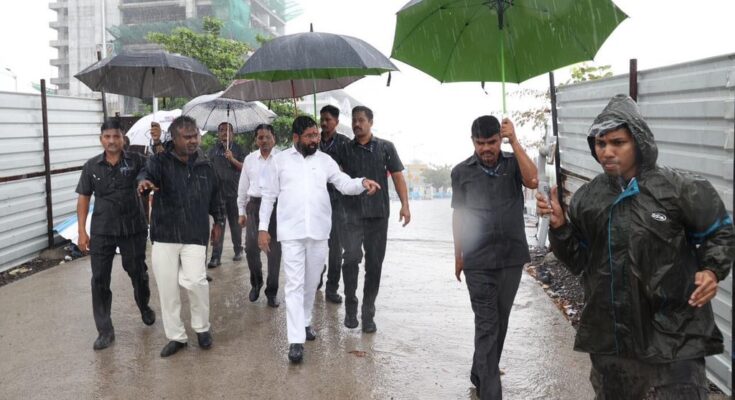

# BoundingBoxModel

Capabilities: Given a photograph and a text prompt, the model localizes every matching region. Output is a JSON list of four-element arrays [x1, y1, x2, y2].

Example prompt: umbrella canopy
[[221, 77, 364, 102], [391, 0, 627, 84], [238, 31, 398, 80], [74, 50, 222, 98], [126, 109, 182, 146], [182, 92, 277, 133]]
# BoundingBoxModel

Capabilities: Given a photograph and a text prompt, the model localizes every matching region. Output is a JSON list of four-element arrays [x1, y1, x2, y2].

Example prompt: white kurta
[[258, 147, 365, 241], [258, 146, 366, 344]]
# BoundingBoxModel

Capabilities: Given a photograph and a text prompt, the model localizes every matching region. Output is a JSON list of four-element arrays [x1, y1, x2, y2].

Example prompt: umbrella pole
[[312, 79, 318, 121], [151, 68, 157, 122], [500, 29, 506, 115], [549, 71, 563, 210], [291, 80, 298, 118], [226, 104, 231, 150]]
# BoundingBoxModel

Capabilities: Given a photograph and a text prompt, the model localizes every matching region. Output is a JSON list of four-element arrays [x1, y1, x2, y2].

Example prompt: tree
[[145, 17, 304, 152], [421, 164, 453, 190], [147, 17, 251, 87]]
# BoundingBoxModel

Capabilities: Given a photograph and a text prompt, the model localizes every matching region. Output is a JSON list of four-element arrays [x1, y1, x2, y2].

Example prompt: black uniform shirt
[[207, 141, 245, 199], [451, 152, 530, 269], [75, 151, 147, 237], [320, 132, 351, 203], [335, 135, 404, 220]]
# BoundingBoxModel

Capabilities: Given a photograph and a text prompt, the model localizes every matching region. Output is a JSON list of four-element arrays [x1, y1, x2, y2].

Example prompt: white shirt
[[259, 147, 366, 241], [237, 148, 280, 215]]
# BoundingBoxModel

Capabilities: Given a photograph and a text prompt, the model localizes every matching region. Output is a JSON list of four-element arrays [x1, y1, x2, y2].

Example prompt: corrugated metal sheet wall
[[0, 91, 103, 271], [556, 54, 734, 394]]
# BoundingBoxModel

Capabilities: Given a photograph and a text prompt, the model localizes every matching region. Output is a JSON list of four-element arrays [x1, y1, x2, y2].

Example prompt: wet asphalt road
[[0, 198, 593, 399]]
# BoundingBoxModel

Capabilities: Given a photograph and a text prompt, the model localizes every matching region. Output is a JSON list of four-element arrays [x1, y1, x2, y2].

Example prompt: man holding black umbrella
[[207, 122, 245, 268], [137, 116, 225, 358]]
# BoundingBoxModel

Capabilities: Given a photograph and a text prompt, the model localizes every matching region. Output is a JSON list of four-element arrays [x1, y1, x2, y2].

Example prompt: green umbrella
[[391, 0, 627, 112]]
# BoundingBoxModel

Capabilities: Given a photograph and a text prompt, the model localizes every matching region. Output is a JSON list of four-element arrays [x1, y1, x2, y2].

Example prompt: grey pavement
[[0, 199, 593, 399]]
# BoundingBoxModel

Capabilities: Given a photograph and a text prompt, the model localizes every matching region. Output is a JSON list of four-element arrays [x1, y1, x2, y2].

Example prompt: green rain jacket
[[550, 94, 734, 362]]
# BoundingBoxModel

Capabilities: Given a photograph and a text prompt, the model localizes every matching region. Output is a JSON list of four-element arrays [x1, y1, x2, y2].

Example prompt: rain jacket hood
[[587, 94, 658, 174], [550, 94, 734, 363]]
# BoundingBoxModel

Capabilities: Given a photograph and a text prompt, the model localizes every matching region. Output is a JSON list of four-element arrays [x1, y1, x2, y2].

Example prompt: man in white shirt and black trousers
[[257, 116, 381, 363], [237, 124, 281, 308]]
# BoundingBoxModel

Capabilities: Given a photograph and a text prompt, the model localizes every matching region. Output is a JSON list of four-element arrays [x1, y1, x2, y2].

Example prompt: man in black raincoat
[[537, 94, 734, 399]]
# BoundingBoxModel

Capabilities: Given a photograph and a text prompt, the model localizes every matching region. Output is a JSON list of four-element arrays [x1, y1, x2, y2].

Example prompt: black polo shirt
[[451, 152, 530, 269], [75, 151, 147, 237], [207, 141, 245, 199], [320, 132, 351, 203], [334, 135, 404, 220]]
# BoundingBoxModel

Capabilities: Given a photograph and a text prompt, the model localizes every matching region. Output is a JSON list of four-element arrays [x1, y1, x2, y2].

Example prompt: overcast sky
[[1, 0, 734, 165]]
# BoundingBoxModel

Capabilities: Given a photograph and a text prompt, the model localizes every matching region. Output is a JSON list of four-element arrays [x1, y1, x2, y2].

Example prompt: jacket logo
[[651, 212, 667, 222]]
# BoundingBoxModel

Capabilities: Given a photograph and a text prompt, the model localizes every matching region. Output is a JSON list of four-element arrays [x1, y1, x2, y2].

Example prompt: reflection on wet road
[[0, 198, 592, 399]]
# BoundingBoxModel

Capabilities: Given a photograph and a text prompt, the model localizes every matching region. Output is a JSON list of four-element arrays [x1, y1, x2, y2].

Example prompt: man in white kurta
[[258, 116, 380, 363]]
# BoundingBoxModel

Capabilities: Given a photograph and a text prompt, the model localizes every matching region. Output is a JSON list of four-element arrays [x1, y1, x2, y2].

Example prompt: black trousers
[[464, 266, 522, 400], [244, 199, 281, 298], [211, 196, 242, 260], [89, 232, 151, 335], [590, 355, 708, 400], [321, 200, 344, 294], [341, 217, 389, 321]]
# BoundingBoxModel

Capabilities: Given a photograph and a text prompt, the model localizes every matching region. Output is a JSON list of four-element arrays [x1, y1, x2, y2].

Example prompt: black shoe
[[344, 313, 358, 329], [362, 319, 377, 333], [93, 332, 115, 350], [325, 291, 343, 304], [232, 252, 243, 262], [141, 307, 156, 326], [207, 258, 221, 269], [197, 331, 213, 349], [249, 284, 262, 302], [305, 326, 317, 341], [267, 296, 280, 308], [288, 343, 304, 363], [160, 341, 187, 357]]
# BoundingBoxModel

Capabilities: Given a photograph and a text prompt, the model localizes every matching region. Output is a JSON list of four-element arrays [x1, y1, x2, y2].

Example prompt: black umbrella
[[75, 50, 222, 113], [237, 30, 397, 116], [238, 32, 397, 80]]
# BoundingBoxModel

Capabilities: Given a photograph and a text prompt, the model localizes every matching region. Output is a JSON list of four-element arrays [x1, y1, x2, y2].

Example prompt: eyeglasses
[[302, 132, 320, 140]]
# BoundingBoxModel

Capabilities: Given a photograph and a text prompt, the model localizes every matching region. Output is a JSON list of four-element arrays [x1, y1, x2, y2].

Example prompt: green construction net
[[108, 0, 302, 51]]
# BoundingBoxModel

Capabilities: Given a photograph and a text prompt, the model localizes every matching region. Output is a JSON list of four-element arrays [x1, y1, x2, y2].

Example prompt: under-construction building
[[49, 0, 299, 113]]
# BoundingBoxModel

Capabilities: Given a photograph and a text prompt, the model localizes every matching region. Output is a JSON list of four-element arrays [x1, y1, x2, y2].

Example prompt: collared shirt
[[207, 141, 246, 199], [137, 150, 225, 246], [320, 131, 350, 157], [451, 152, 530, 269], [237, 148, 280, 215], [75, 151, 147, 236], [333, 135, 404, 220], [259, 147, 366, 241], [320, 132, 351, 203]]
